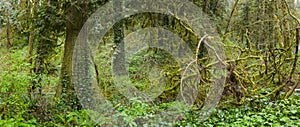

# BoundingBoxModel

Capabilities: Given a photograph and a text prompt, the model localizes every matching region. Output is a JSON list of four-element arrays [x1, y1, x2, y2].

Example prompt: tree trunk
[[6, 19, 11, 52], [27, 0, 38, 65], [27, 0, 38, 99], [112, 0, 125, 76], [55, 1, 88, 109], [281, 0, 291, 48]]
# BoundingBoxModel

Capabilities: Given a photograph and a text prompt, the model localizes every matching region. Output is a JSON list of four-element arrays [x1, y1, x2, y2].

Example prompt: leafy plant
[[199, 95, 300, 126]]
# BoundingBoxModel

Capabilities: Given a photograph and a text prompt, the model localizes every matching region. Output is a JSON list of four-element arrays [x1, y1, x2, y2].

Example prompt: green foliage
[[0, 47, 60, 122], [200, 95, 300, 126], [116, 99, 158, 126], [0, 118, 37, 127], [42, 110, 99, 127], [114, 98, 188, 126], [31, 95, 298, 126], [0, 49, 31, 119], [0, 0, 23, 26]]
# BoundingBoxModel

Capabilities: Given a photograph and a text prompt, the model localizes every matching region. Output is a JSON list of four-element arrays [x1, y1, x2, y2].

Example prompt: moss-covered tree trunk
[[55, 1, 88, 109]]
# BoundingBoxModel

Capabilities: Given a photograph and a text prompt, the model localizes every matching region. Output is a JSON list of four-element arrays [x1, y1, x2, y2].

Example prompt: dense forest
[[0, 0, 299, 126]]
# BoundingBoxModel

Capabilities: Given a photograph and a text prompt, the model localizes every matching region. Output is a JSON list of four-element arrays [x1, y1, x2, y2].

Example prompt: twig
[[283, 0, 300, 25], [180, 35, 207, 104], [206, 55, 261, 68], [224, 0, 240, 34], [204, 41, 227, 66], [195, 35, 208, 66]]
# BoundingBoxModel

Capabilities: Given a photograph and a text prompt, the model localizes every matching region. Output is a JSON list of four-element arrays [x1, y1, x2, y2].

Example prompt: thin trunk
[[281, 0, 291, 48], [112, 0, 125, 76], [31, 40, 45, 98], [28, 0, 43, 101], [6, 19, 11, 52], [224, 0, 240, 35], [27, 0, 38, 65], [28, 35, 34, 64]]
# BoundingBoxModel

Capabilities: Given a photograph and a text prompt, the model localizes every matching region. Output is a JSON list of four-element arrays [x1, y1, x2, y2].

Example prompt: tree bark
[[55, 1, 88, 109], [112, 0, 126, 76], [281, 0, 291, 48], [6, 19, 11, 52]]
